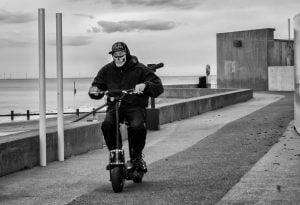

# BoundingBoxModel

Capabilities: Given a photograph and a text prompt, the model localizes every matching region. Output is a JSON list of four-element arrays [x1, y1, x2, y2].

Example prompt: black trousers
[[101, 105, 147, 155]]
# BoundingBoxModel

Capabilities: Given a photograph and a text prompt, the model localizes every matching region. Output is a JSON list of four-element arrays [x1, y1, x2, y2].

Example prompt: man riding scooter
[[89, 42, 163, 172]]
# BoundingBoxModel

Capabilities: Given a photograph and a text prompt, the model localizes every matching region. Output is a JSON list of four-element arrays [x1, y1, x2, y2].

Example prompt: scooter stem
[[115, 100, 120, 150]]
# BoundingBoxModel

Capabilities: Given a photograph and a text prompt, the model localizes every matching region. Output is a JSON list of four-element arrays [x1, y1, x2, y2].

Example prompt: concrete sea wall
[[0, 121, 102, 177], [158, 89, 252, 124], [160, 88, 234, 98]]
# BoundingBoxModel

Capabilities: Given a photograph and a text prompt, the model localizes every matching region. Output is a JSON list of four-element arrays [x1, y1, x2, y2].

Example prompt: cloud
[[73, 13, 94, 19], [91, 19, 177, 33], [0, 38, 32, 47], [68, 0, 202, 9], [0, 9, 35, 24], [109, 0, 202, 9], [48, 36, 93, 46], [87, 26, 101, 33]]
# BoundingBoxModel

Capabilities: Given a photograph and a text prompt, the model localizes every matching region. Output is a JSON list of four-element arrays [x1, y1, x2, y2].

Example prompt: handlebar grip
[[89, 91, 105, 95], [89, 91, 99, 95], [147, 62, 164, 72], [155, 62, 164, 69]]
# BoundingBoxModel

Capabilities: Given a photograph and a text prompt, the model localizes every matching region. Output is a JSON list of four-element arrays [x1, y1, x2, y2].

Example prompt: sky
[[1, 0, 300, 79]]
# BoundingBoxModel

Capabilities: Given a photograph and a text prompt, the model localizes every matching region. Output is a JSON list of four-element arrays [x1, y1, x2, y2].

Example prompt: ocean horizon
[[0, 75, 201, 80], [0, 76, 200, 123]]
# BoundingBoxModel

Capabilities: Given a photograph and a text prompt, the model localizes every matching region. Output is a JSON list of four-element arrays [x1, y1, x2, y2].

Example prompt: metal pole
[[294, 14, 300, 133], [76, 108, 79, 118], [56, 13, 64, 161], [74, 80, 76, 95], [10, 110, 14, 121], [288, 18, 291, 41], [27, 110, 30, 120], [287, 18, 292, 66], [92, 108, 96, 120], [38, 8, 46, 167], [115, 101, 120, 149]]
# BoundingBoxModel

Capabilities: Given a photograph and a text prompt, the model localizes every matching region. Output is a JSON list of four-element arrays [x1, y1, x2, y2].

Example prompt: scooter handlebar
[[89, 89, 135, 99], [105, 89, 134, 97]]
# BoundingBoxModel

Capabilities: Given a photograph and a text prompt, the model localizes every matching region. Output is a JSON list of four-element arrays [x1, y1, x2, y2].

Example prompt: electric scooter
[[105, 89, 146, 192], [88, 89, 146, 193]]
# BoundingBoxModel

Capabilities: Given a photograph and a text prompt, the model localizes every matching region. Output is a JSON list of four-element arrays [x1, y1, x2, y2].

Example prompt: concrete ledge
[[163, 84, 199, 88], [161, 88, 234, 98], [0, 121, 102, 177], [158, 89, 253, 124]]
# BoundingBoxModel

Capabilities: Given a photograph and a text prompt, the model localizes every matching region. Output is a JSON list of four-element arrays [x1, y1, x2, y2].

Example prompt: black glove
[[88, 86, 104, 100]]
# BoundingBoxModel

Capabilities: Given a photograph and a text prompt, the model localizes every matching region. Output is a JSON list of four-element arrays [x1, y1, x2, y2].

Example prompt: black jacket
[[90, 56, 164, 108]]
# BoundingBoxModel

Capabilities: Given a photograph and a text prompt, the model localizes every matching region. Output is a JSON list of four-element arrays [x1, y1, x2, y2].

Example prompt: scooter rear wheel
[[133, 170, 144, 183], [111, 167, 125, 193]]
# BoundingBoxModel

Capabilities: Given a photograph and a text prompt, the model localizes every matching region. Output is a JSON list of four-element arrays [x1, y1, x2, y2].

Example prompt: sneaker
[[133, 153, 147, 172]]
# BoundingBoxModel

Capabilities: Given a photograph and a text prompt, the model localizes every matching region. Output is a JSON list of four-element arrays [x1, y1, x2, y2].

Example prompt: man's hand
[[89, 86, 104, 100], [134, 83, 146, 94]]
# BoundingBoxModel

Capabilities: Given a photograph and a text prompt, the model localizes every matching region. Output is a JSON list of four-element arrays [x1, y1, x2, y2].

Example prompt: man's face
[[112, 50, 126, 67]]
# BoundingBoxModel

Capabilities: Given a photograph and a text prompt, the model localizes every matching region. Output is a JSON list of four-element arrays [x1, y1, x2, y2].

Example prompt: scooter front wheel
[[110, 166, 125, 193]]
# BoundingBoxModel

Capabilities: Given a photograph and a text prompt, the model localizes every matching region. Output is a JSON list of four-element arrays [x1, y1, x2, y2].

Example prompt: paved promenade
[[0, 92, 299, 205]]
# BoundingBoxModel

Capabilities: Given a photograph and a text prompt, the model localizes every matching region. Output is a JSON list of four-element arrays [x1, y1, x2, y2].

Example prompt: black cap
[[108, 42, 127, 54]]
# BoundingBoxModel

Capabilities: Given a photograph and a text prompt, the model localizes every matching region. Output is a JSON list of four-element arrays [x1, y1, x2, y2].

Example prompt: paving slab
[[217, 121, 300, 205]]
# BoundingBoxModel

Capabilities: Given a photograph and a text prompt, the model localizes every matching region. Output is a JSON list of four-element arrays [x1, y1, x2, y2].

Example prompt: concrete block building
[[217, 28, 294, 91]]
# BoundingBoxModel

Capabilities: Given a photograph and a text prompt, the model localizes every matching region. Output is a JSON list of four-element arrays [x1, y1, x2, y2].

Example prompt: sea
[[0, 76, 199, 123]]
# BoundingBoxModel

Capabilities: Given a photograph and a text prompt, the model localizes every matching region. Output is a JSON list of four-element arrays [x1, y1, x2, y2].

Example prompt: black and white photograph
[[0, 0, 299, 204]]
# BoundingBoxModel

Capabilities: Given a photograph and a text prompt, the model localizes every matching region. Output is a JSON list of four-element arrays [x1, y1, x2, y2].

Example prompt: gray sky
[[0, 0, 300, 78]]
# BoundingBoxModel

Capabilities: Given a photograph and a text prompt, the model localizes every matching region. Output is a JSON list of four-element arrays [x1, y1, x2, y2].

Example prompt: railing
[[0, 109, 106, 121], [0, 95, 159, 122]]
